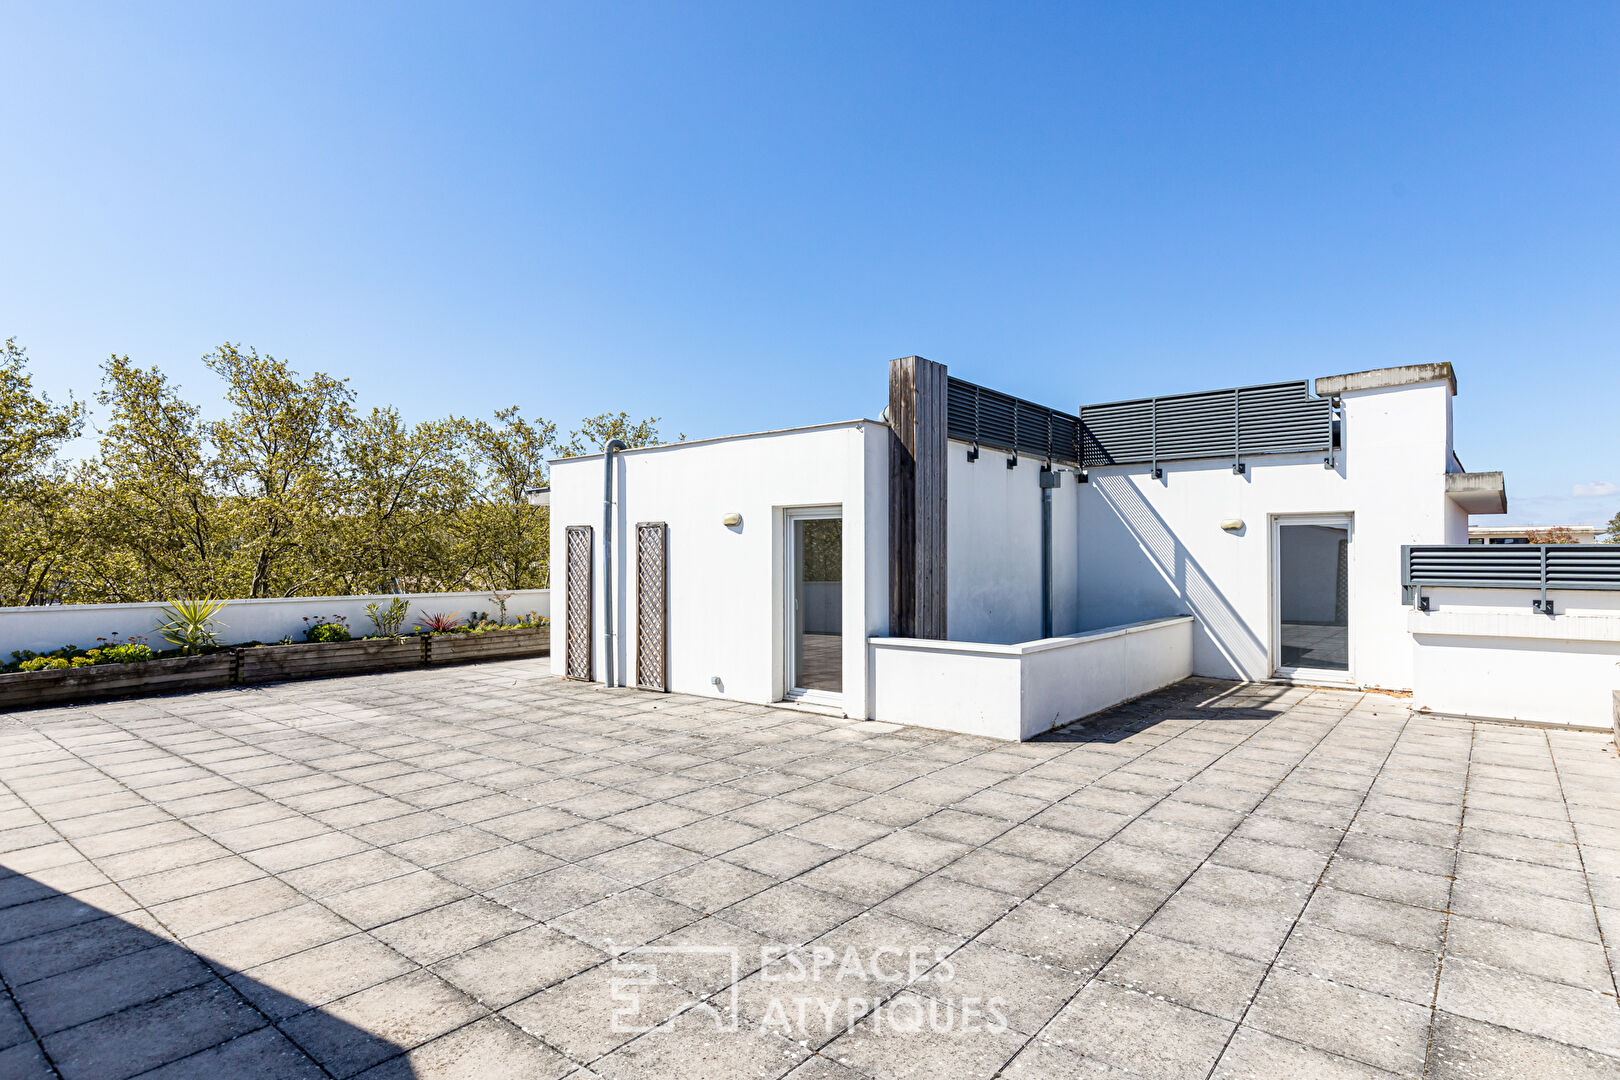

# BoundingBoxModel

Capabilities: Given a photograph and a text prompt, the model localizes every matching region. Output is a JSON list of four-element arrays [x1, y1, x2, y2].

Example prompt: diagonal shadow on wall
[[0, 866, 415, 1080], [1085, 470, 1269, 680]]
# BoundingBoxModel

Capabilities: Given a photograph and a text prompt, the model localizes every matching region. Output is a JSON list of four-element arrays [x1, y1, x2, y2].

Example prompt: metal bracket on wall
[[1006, 448, 1018, 469], [1076, 469, 1089, 484], [1039, 465, 1061, 489], [966, 442, 979, 463], [1150, 466, 1163, 480], [1534, 598, 1557, 615], [1232, 462, 1246, 475], [1418, 595, 1430, 612]]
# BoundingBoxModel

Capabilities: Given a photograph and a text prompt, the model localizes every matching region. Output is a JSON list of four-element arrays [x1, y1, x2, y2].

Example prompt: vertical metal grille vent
[[1080, 381, 1333, 468], [945, 377, 1082, 465], [564, 525, 593, 680], [635, 522, 669, 692]]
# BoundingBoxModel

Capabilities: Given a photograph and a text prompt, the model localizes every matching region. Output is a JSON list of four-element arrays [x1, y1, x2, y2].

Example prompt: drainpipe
[[1039, 465, 1060, 638], [602, 438, 628, 687]]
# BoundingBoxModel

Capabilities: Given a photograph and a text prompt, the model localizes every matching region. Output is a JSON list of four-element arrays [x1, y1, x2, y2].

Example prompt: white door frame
[[782, 505, 843, 706], [1270, 512, 1355, 687]]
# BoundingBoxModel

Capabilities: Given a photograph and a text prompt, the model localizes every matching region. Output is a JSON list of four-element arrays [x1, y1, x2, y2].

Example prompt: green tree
[[82, 355, 230, 602], [556, 412, 678, 457], [204, 344, 355, 597], [0, 339, 87, 606], [458, 406, 557, 590], [331, 407, 475, 594], [1605, 509, 1620, 544]]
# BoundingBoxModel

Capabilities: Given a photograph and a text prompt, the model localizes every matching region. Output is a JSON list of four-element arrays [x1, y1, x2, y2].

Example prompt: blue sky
[[2, 1, 1616, 526]]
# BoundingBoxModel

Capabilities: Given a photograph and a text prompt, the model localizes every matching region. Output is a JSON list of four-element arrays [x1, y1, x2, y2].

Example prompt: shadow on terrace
[[0, 870, 416, 1080]]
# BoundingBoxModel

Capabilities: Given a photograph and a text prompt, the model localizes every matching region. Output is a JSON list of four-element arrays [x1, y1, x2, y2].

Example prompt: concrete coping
[[868, 614, 1194, 657], [1314, 363, 1457, 398], [1445, 470, 1507, 515]]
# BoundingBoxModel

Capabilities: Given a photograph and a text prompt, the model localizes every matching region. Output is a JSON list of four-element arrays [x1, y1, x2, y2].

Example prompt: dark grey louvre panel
[[1081, 380, 1331, 467], [1547, 546, 1620, 589], [1403, 545, 1620, 591], [945, 377, 1082, 465]]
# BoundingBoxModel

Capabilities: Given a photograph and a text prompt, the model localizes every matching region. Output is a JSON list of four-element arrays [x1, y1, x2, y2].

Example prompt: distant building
[[1468, 524, 1601, 545]]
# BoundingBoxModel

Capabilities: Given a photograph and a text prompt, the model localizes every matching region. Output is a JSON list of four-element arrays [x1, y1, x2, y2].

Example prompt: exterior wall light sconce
[[1220, 518, 1244, 532], [722, 513, 742, 528]]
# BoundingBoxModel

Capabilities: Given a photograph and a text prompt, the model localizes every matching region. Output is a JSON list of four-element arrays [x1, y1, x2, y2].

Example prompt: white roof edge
[[548, 418, 884, 465], [1314, 363, 1457, 398]]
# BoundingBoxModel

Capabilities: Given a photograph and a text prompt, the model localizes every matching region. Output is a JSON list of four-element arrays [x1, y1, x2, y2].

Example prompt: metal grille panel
[[1403, 544, 1620, 591], [945, 377, 1082, 465], [1081, 380, 1332, 467], [635, 522, 669, 691], [564, 525, 593, 680]]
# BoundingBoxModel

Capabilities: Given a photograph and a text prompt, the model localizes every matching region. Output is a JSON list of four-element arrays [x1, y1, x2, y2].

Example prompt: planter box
[[427, 626, 550, 665], [238, 637, 427, 685], [0, 654, 236, 711]]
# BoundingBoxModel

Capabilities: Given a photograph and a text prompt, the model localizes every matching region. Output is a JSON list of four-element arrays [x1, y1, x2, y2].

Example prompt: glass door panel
[[790, 514, 842, 695]]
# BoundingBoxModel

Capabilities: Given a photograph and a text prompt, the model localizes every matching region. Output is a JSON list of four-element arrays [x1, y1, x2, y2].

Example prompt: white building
[[1469, 524, 1603, 544], [550, 358, 1619, 736]]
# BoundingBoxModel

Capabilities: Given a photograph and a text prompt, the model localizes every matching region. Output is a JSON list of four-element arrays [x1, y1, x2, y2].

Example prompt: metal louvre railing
[[1079, 380, 1334, 470], [946, 377, 1082, 466], [1402, 544, 1620, 611]]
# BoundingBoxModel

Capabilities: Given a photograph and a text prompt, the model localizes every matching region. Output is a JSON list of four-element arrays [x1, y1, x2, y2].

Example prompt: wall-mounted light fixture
[[1220, 518, 1244, 532], [722, 513, 742, 528]]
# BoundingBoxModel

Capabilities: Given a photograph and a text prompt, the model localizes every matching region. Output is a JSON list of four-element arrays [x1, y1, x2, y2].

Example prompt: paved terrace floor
[[2, 660, 1619, 1080]]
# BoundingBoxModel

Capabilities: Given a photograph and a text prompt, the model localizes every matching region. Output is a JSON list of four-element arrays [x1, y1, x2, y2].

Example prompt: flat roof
[[548, 418, 882, 465]]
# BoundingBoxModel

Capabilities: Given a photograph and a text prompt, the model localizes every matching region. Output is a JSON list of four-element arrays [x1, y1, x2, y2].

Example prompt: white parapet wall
[[1409, 587, 1620, 731], [868, 615, 1194, 741], [0, 589, 550, 660]]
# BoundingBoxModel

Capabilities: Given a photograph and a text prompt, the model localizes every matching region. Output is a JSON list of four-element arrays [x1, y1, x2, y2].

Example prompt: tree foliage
[[0, 338, 672, 604]]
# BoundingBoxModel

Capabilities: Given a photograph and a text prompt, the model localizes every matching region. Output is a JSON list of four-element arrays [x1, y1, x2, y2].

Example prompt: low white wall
[[868, 615, 1194, 740], [1409, 587, 1620, 730], [0, 590, 550, 659]]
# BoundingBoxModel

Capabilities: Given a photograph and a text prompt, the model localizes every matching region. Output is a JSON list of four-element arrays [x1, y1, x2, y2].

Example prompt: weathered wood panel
[[238, 638, 427, 684], [0, 654, 236, 711], [888, 355, 949, 639], [427, 627, 551, 664]]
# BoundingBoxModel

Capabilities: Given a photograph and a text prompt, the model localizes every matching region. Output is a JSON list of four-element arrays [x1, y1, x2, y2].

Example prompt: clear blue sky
[[3, 2, 1616, 525]]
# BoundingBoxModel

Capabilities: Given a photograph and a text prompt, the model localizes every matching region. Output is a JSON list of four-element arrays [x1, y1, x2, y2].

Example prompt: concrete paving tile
[[642, 858, 777, 913], [13, 939, 213, 1036], [1276, 922, 1437, 1004], [1141, 894, 1296, 964], [281, 849, 423, 898], [1427, 1010, 1620, 1080], [875, 876, 1020, 938], [914, 940, 1085, 1036], [134, 1025, 328, 1080], [187, 900, 356, 971], [283, 970, 484, 1078], [582, 838, 705, 886], [1320, 855, 1452, 910], [354, 1016, 576, 1080], [985, 823, 1099, 866], [502, 965, 698, 1062], [594, 1006, 809, 1080], [798, 854, 925, 907], [1247, 966, 1430, 1076], [551, 889, 703, 955], [323, 870, 470, 929], [1099, 931, 1268, 1022], [435, 844, 561, 891], [815, 989, 1025, 1080], [980, 903, 1131, 975], [721, 834, 842, 879], [856, 829, 971, 873], [1444, 914, 1614, 992], [720, 882, 865, 946], [370, 895, 534, 965], [1030, 867, 1169, 929], [1436, 956, 1620, 1056], [1211, 1027, 1403, 1080], [1041, 979, 1234, 1080], [1298, 887, 1446, 953], [487, 864, 623, 920], [1449, 880, 1601, 942], [431, 923, 608, 1007], [42, 981, 265, 1080], [150, 876, 306, 937], [658, 817, 772, 857], [231, 934, 415, 1019]]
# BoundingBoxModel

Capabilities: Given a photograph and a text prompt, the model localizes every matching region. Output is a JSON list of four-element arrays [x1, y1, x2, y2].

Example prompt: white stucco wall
[[547, 421, 888, 719], [1409, 587, 1620, 730], [0, 589, 550, 659], [1076, 379, 1458, 690], [947, 444, 1081, 644], [869, 615, 1193, 740]]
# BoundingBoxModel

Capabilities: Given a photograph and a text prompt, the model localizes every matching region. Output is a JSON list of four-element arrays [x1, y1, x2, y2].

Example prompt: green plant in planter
[[303, 614, 352, 643], [417, 611, 463, 633], [364, 597, 410, 638], [488, 591, 514, 625], [155, 599, 227, 655]]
